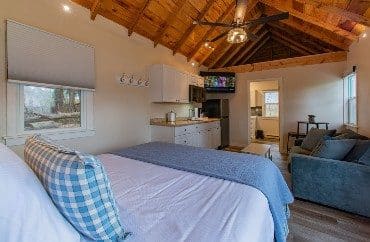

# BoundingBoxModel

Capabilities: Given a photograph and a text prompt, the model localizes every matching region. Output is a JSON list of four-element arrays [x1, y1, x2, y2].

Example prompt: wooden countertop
[[150, 118, 220, 127]]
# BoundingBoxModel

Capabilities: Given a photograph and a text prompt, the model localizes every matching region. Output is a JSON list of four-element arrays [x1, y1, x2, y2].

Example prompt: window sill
[[3, 129, 96, 146]]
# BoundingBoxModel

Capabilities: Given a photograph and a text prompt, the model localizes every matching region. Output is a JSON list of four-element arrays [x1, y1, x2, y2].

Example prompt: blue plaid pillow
[[24, 135, 129, 241]]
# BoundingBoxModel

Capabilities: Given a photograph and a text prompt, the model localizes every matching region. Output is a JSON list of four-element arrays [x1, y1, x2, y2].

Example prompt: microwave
[[189, 85, 206, 103]]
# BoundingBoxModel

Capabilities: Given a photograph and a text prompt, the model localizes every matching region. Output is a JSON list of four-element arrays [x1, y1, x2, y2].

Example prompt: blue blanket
[[113, 142, 293, 242]]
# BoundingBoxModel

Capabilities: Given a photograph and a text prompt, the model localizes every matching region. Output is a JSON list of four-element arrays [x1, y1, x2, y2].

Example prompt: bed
[[98, 154, 274, 242], [1, 140, 292, 242]]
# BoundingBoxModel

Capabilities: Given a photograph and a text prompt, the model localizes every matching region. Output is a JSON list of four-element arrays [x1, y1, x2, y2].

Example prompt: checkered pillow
[[24, 135, 129, 241]]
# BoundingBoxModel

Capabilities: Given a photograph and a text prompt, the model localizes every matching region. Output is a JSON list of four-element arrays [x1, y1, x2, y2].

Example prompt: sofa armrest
[[291, 153, 370, 217]]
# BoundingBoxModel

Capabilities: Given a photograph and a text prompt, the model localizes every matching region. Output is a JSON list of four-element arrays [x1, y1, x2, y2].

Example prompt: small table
[[241, 143, 272, 160]]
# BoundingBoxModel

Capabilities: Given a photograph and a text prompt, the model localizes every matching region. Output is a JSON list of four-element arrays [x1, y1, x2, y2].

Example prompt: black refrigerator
[[203, 99, 230, 148]]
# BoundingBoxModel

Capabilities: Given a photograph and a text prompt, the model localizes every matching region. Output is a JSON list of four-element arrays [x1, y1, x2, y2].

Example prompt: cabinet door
[[212, 127, 221, 149], [163, 67, 177, 102], [178, 72, 189, 103]]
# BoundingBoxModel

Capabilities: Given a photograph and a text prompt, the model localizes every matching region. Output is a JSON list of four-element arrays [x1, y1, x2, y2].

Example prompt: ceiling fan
[[193, 0, 289, 44]]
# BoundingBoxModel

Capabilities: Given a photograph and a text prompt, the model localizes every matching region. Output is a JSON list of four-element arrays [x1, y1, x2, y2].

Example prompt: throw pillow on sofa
[[344, 140, 370, 163], [301, 128, 336, 151], [24, 135, 129, 241], [311, 138, 357, 160]]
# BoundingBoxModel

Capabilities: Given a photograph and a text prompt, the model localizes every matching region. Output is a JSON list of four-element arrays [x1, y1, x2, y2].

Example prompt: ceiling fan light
[[227, 28, 247, 44]]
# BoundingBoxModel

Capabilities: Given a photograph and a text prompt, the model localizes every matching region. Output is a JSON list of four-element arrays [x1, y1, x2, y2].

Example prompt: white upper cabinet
[[149, 64, 202, 103]]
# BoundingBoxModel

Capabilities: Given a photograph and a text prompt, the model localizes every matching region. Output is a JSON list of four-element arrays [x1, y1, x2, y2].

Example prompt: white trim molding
[[3, 82, 95, 146]]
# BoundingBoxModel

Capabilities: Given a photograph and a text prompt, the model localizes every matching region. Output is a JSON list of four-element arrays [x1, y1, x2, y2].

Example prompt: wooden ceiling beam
[[281, 18, 350, 50], [219, 23, 264, 67], [208, 41, 234, 69], [267, 22, 332, 52], [90, 0, 101, 20], [271, 36, 310, 55], [152, 0, 188, 47], [269, 29, 317, 54], [187, 3, 235, 62], [172, 0, 217, 55], [241, 36, 271, 64], [230, 30, 269, 66], [210, 51, 347, 73], [295, 0, 370, 27], [128, 0, 152, 36], [260, 0, 358, 42]]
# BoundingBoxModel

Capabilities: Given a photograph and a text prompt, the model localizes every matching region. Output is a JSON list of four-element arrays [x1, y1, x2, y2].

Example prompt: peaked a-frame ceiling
[[72, 0, 370, 71]]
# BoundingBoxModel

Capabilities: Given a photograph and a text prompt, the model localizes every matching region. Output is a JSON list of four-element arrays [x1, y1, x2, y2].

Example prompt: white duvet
[[98, 154, 274, 242]]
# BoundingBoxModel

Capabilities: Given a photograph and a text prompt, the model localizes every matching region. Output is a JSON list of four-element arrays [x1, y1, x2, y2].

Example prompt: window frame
[[4, 82, 95, 146], [262, 90, 279, 118], [343, 72, 357, 127]]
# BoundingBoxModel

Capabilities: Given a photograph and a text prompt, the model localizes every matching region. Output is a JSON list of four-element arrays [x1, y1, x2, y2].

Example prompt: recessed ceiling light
[[63, 4, 71, 13], [361, 32, 367, 38]]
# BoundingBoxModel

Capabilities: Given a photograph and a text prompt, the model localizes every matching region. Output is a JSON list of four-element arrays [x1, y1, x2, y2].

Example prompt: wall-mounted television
[[200, 72, 236, 93]]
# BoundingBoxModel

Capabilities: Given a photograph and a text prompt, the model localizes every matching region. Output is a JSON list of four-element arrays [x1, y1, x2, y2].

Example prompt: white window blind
[[6, 20, 95, 90]]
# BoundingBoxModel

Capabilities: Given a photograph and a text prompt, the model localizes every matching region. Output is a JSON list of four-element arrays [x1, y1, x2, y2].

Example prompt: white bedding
[[98, 154, 274, 242]]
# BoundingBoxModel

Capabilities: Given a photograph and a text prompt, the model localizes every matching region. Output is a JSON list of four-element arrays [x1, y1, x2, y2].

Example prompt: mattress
[[98, 154, 274, 242]]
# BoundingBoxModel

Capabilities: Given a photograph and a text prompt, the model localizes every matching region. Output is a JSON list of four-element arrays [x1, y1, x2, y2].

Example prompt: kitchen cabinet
[[149, 64, 203, 103], [151, 121, 221, 149]]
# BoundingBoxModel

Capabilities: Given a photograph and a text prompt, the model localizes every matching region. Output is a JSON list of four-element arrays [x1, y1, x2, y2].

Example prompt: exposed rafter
[[90, 0, 101, 20], [187, 3, 235, 62], [295, 0, 370, 27], [211, 51, 347, 73], [281, 18, 350, 50], [230, 30, 269, 66], [128, 0, 152, 36], [172, 0, 217, 55], [208, 40, 234, 68], [267, 22, 332, 52], [260, 0, 358, 41], [217, 23, 264, 68], [152, 0, 188, 47], [269, 29, 317, 54], [241, 36, 271, 64], [271, 36, 310, 55]]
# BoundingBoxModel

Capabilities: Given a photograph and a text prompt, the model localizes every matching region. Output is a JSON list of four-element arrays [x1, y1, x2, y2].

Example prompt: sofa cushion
[[344, 140, 370, 163], [334, 129, 368, 140], [24, 135, 128, 241], [301, 128, 336, 151], [311, 139, 356, 160], [290, 146, 311, 155], [359, 149, 370, 166]]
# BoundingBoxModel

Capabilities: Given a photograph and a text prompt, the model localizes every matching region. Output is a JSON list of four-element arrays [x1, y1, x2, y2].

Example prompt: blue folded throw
[[113, 142, 293, 242]]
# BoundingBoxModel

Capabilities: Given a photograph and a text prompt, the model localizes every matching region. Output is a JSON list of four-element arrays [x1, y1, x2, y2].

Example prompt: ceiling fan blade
[[241, 12, 289, 27], [193, 20, 232, 28], [208, 31, 229, 42]]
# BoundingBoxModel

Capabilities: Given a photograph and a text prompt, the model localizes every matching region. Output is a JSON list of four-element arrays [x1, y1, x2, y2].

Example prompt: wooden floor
[[226, 143, 370, 242]]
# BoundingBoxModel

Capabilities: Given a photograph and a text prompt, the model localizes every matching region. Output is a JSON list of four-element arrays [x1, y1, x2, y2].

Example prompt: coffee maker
[[189, 107, 203, 120]]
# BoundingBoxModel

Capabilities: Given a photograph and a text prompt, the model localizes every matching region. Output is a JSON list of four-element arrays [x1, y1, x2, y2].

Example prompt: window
[[24, 86, 81, 131], [344, 73, 357, 125], [263, 91, 279, 117], [5, 83, 95, 146]]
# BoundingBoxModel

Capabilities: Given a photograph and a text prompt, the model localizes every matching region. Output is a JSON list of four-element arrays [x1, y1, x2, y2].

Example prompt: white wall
[[210, 62, 345, 149], [346, 27, 370, 137], [0, 0, 197, 156]]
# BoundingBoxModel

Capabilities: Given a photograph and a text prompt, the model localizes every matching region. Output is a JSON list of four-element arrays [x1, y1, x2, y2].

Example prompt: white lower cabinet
[[151, 121, 221, 149]]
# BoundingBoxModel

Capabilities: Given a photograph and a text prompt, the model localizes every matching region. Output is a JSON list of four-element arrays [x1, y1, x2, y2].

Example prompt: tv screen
[[200, 72, 236, 93]]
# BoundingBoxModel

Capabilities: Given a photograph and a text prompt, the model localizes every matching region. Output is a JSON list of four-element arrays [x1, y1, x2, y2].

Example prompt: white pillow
[[0, 143, 81, 242]]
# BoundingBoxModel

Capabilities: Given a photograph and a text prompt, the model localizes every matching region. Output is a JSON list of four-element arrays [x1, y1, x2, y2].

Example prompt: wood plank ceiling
[[72, 0, 370, 71]]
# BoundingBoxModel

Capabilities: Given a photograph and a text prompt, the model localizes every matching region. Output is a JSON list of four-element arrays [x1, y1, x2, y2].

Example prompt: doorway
[[248, 78, 283, 151]]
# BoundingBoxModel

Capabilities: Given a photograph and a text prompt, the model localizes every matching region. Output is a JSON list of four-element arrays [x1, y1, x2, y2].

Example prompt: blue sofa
[[291, 153, 370, 217]]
